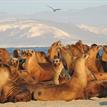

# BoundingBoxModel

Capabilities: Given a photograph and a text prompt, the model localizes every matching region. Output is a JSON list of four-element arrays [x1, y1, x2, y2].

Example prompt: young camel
[[33, 54, 88, 101]]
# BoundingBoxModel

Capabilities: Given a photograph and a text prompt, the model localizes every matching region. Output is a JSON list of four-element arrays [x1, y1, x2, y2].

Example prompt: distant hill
[[0, 5, 107, 46]]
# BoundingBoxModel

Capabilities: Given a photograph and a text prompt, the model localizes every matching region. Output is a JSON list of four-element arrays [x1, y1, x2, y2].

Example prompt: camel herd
[[0, 40, 107, 102]]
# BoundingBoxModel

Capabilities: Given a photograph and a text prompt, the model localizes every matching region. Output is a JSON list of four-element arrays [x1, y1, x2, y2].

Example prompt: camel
[[33, 54, 88, 101], [0, 48, 10, 64]]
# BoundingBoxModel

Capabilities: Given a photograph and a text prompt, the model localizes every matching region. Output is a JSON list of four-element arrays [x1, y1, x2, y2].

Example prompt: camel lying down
[[33, 54, 88, 101]]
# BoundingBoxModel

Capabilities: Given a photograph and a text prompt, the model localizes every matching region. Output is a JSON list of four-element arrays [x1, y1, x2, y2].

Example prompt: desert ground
[[0, 98, 107, 107]]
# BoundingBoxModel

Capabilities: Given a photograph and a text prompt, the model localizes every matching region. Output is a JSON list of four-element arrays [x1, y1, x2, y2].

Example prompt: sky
[[0, 0, 107, 14]]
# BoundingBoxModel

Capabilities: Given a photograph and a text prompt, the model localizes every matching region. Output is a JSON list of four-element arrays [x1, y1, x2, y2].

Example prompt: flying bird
[[48, 5, 61, 12]]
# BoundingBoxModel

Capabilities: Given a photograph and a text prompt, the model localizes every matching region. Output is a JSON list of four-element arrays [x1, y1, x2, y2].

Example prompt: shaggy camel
[[33, 54, 88, 101]]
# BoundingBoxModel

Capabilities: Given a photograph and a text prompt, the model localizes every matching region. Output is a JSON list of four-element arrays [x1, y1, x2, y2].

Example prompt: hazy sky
[[0, 0, 107, 14]]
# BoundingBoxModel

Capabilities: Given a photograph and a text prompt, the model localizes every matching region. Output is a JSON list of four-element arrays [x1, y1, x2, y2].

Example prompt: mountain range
[[0, 5, 107, 47]]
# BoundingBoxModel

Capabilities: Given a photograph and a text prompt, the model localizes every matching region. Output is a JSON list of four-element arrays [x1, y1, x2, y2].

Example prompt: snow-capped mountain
[[0, 5, 107, 47]]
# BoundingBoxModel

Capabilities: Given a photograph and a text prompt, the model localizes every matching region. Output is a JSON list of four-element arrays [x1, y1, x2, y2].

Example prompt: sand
[[0, 98, 107, 107]]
